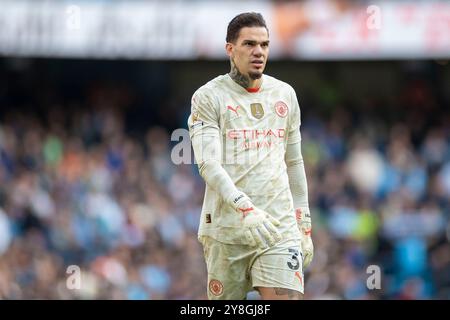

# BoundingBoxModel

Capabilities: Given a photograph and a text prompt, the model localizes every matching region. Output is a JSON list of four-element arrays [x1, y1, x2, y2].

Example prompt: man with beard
[[188, 12, 313, 300]]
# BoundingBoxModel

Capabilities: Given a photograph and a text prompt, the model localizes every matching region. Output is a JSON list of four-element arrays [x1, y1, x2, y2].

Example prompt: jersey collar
[[226, 73, 264, 94]]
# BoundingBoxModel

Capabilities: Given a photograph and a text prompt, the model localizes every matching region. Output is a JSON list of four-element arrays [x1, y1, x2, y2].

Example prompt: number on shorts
[[287, 248, 300, 270]]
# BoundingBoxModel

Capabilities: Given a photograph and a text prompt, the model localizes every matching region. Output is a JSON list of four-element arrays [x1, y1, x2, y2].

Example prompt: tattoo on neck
[[229, 59, 250, 89]]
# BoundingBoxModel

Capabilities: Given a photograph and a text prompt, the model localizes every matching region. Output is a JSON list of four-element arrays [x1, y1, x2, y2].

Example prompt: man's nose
[[252, 45, 264, 56]]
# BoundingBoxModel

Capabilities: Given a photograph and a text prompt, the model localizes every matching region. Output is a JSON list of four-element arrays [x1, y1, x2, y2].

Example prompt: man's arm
[[285, 87, 314, 269], [286, 141, 310, 218], [188, 89, 245, 210]]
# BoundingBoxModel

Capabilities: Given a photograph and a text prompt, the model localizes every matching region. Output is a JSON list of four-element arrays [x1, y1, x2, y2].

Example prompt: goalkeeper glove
[[296, 207, 314, 269], [232, 193, 282, 249]]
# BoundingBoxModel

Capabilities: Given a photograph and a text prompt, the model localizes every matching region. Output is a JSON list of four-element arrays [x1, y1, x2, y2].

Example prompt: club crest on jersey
[[274, 101, 288, 118], [250, 103, 264, 119], [209, 279, 223, 296]]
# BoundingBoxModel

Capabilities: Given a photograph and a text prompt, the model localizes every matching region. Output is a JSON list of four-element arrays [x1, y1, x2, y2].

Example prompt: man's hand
[[234, 194, 282, 249], [296, 208, 314, 269]]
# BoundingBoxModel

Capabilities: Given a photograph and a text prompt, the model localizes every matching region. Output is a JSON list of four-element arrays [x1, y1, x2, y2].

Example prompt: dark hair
[[226, 12, 268, 43]]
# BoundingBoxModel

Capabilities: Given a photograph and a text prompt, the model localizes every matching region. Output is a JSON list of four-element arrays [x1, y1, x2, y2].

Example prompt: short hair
[[226, 12, 268, 43]]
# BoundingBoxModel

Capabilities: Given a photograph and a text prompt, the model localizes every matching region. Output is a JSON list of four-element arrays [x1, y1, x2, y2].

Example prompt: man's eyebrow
[[242, 40, 270, 44]]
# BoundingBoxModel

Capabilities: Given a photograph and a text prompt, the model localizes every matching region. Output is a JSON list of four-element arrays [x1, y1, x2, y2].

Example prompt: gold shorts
[[199, 236, 304, 300]]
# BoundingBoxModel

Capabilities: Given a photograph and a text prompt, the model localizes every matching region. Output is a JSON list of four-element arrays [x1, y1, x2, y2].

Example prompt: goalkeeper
[[188, 12, 313, 300]]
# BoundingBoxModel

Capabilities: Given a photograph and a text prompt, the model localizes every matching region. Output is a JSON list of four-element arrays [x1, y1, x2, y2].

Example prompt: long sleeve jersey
[[188, 73, 309, 244]]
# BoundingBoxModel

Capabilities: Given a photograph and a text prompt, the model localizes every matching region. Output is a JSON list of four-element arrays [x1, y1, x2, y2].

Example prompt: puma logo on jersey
[[227, 105, 241, 116]]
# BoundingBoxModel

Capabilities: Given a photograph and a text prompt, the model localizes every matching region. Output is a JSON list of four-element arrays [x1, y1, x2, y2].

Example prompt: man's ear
[[225, 43, 233, 58]]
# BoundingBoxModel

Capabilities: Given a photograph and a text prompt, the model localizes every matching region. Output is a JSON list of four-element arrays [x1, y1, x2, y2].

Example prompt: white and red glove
[[233, 193, 282, 249], [296, 208, 314, 269]]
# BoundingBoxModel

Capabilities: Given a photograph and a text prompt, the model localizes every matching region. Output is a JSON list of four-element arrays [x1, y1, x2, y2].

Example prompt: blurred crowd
[[300, 76, 450, 299], [0, 64, 449, 300], [0, 82, 208, 299]]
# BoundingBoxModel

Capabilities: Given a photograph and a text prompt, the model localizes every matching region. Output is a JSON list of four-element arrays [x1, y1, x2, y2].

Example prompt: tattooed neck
[[229, 60, 251, 89]]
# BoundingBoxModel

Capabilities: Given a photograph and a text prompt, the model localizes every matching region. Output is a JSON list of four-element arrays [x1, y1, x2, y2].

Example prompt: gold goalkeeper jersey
[[188, 74, 303, 244]]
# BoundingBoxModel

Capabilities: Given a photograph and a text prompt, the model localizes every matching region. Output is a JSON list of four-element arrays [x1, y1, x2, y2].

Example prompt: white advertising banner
[[0, 0, 449, 60]]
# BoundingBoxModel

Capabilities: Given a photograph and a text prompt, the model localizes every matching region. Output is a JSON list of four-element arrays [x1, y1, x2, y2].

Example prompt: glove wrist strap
[[295, 207, 312, 236]]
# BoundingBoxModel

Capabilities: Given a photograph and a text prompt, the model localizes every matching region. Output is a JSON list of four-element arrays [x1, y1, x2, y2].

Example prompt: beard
[[248, 70, 263, 80]]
